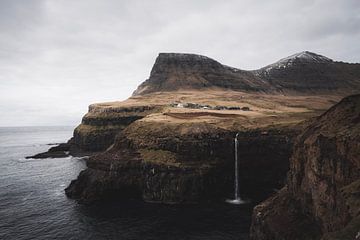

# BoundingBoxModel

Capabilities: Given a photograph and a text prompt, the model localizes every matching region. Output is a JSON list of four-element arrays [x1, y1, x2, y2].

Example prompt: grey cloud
[[0, 0, 359, 126]]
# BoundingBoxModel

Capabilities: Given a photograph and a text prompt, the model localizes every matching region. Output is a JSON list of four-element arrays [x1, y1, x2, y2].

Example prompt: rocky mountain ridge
[[133, 53, 272, 95], [134, 51, 360, 95]]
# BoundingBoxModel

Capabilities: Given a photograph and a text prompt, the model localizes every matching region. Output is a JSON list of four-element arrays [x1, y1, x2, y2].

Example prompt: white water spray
[[226, 133, 246, 204]]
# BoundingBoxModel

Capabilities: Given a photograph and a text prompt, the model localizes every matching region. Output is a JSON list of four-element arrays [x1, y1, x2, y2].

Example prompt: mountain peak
[[257, 51, 333, 75], [278, 51, 332, 64]]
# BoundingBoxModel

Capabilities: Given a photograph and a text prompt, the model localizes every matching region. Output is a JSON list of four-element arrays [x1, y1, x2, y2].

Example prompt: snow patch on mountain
[[257, 51, 333, 76]]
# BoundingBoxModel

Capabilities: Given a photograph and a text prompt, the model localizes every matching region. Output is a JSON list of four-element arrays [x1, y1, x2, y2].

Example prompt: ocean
[[0, 126, 252, 240]]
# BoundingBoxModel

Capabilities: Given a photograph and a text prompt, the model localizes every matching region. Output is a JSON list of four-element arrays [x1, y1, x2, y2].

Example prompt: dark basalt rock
[[26, 138, 99, 159], [250, 188, 322, 240], [141, 161, 232, 204], [65, 120, 299, 204], [26, 143, 71, 159], [250, 94, 360, 240]]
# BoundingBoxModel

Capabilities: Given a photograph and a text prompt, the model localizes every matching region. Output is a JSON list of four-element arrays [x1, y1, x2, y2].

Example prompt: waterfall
[[234, 133, 239, 200], [226, 133, 246, 204]]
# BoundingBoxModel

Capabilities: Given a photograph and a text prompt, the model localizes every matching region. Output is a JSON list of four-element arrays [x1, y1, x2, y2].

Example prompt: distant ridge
[[255, 51, 360, 92], [133, 51, 360, 95], [277, 51, 332, 64], [258, 51, 333, 75]]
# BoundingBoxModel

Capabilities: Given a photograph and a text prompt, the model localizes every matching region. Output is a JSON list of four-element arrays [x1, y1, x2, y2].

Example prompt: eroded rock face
[[236, 129, 295, 199], [250, 94, 360, 240], [250, 188, 322, 240], [65, 118, 298, 204]]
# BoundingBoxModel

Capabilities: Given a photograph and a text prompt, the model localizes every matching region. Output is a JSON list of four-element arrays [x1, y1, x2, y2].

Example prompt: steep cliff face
[[250, 94, 360, 240], [71, 104, 163, 152], [65, 116, 299, 204]]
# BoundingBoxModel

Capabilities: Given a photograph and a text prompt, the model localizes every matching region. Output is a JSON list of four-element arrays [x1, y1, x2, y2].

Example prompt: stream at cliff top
[[0, 126, 253, 240]]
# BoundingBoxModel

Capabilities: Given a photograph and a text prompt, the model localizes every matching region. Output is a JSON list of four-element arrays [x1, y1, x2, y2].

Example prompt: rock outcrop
[[250, 94, 360, 240], [26, 143, 72, 159]]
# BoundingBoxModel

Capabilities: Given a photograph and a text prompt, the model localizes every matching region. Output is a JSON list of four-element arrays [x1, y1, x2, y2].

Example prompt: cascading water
[[226, 133, 246, 204]]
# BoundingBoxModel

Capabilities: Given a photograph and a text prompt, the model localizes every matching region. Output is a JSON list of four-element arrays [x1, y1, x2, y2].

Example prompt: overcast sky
[[0, 0, 359, 126]]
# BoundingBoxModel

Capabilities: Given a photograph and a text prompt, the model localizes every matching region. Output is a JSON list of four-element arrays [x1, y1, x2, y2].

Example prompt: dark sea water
[[0, 126, 253, 240]]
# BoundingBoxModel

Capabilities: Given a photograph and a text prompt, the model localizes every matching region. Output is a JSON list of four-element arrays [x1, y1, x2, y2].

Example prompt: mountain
[[133, 53, 273, 95], [134, 51, 360, 95], [255, 51, 360, 93]]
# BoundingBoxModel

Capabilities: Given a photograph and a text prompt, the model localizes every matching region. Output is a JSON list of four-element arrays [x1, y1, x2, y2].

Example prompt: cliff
[[250, 94, 360, 240], [64, 91, 346, 204], [65, 112, 300, 204], [71, 103, 163, 152]]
